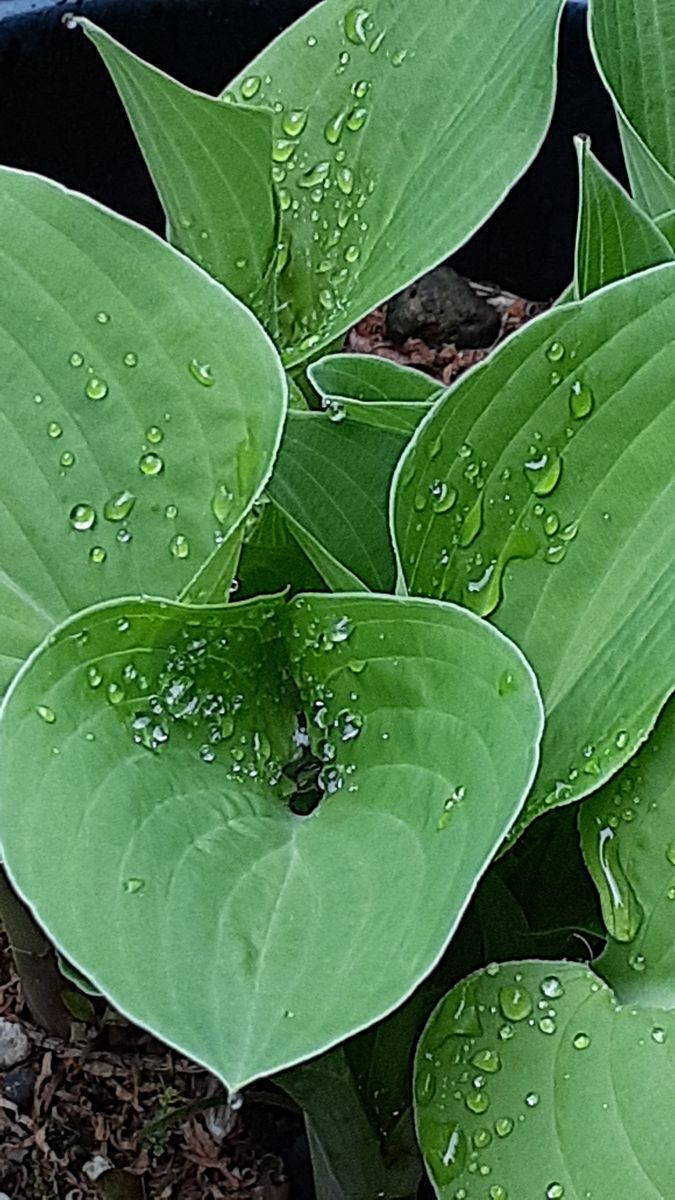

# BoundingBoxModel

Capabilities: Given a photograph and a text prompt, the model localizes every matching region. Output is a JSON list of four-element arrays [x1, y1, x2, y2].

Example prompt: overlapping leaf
[[307, 352, 440, 404], [0, 167, 285, 691], [0, 591, 542, 1089], [393, 264, 675, 829], [226, 0, 565, 361]]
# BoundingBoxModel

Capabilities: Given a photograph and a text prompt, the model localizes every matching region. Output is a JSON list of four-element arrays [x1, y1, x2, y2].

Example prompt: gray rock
[[385, 264, 500, 349], [0, 1017, 30, 1069]]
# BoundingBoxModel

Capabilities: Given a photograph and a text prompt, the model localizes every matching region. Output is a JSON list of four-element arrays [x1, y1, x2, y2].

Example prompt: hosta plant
[[1, 0, 675, 1197]]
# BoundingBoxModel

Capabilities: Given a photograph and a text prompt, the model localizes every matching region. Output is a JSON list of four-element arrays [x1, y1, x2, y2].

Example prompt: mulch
[[0, 278, 549, 1200]]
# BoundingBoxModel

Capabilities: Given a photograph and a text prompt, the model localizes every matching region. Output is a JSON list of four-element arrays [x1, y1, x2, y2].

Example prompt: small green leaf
[[580, 697, 675, 1007], [574, 136, 673, 298], [308, 353, 440, 404], [0, 166, 285, 689], [268, 411, 408, 591], [338, 397, 433, 436], [415, 960, 675, 1198], [79, 20, 278, 308], [226, 0, 565, 361], [393, 264, 675, 830], [0, 591, 542, 1089]]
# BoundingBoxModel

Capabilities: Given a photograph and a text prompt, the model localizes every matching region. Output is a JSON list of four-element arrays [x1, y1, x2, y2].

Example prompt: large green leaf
[[78, 20, 278, 310], [0, 591, 542, 1090], [226, 0, 565, 362], [0, 167, 285, 691], [267, 410, 408, 591], [589, 0, 675, 215], [574, 136, 673, 298], [393, 264, 675, 830], [414, 959, 675, 1198], [307, 352, 440, 404], [580, 698, 675, 1007]]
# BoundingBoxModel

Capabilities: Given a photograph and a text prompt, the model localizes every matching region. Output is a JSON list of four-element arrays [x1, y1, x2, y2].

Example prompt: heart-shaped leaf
[[226, 0, 565, 362], [393, 264, 675, 831], [79, 20, 278, 310], [590, 0, 675, 215], [414, 959, 675, 1198], [0, 591, 542, 1089], [574, 136, 673, 298], [268, 410, 408, 591], [0, 167, 285, 689], [580, 697, 675, 1007]]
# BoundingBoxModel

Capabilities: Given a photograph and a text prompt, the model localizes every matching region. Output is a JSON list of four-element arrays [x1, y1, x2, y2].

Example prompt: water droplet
[[569, 380, 594, 419], [299, 161, 330, 188], [345, 244, 361, 264], [165, 504, 178, 520], [615, 729, 629, 750], [306, 34, 317, 47], [573, 1033, 590, 1050], [139, 453, 164, 476], [335, 709, 363, 742], [541, 976, 564, 999], [525, 1092, 539, 1107], [240, 75, 262, 100], [415, 1069, 436, 1105], [90, 546, 106, 564], [146, 425, 163, 445], [459, 493, 483, 548], [346, 106, 368, 132], [465, 1090, 490, 1115], [539, 1017, 556, 1034], [471, 1049, 501, 1074], [498, 985, 533, 1022], [525, 452, 562, 497], [87, 666, 103, 688], [498, 670, 518, 696], [560, 520, 579, 542], [104, 491, 136, 522], [325, 109, 348, 144], [495, 1118, 513, 1138], [273, 138, 296, 163], [545, 543, 567, 565], [546, 1186, 564, 1199], [352, 79, 370, 98], [348, 659, 366, 673], [69, 351, 84, 368], [392, 48, 407, 66], [544, 512, 559, 535], [546, 341, 565, 363], [69, 503, 96, 532], [36, 704, 55, 723], [666, 842, 675, 866], [85, 377, 108, 401], [188, 359, 215, 387], [48, 421, 63, 439], [106, 681, 125, 706], [117, 528, 132, 544], [95, 310, 110, 324], [329, 615, 351, 643], [212, 484, 234, 523], [369, 30, 385, 52], [123, 877, 145, 894], [434, 484, 458, 514], [652, 1026, 667, 1044], [123, 351, 138, 367], [170, 534, 190, 559], [344, 6, 370, 44], [281, 107, 308, 137], [60, 450, 75, 468]]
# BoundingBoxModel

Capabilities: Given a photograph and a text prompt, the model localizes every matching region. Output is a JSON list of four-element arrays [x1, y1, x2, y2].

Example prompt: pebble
[[83, 1155, 114, 1181], [0, 1017, 30, 1068]]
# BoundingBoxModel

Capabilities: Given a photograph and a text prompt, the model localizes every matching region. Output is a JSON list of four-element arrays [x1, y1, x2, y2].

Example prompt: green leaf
[[268, 410, 408, 591], [574, 136, 673, 298], [590, 0, 675, 215], [308, 353, 440, 403], [655, 208, 675, 247], [393, 264, 675, 831], [0, 167, 285, 691], [580, 698, 675, 1007], [78, 20, 278, 309], [236, 502, 325, 600], [339, 397, 433, 436], [0, 591, 543, 1089], [227, 0, 565, 362], [415, 959, 675, 1198]]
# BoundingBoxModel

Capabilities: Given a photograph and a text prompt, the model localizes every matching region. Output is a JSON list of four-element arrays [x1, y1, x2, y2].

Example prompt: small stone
[[83, 1155, 114, 1182], [0, 1017, 30, 1068], [385, 264, 501, 348], [1, 1064, 35, 1108]]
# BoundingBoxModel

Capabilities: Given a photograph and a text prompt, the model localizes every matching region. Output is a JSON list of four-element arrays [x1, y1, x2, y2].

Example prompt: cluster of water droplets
[[414, 966, 611, 1198], [402, 337, 599, 617], [53, 319, 229, 564], [226, 6, 410, 352]]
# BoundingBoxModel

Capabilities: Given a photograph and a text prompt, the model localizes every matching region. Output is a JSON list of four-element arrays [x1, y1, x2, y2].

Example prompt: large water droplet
[[281, 108, 308, 137], [471, 1048, 501, 1073], [546, 341, 565, 363], [352, 79, 370, 99], [546, 1186, 564, 1199], [212, 484, 234, 523], [525, 452, 562, 497], [495, 1117, 514, 1138], [188, 359, 215, 387], [498, 985, 533, 1022], [106, 681, 125, 705], [70, 503, 96, 531], [85, 377, 109, 401], [139, 453, 164, 476], [240, 75, 262, 100], [540, 976, 564, 999], [569, 380, 594, 419], [170, 534, 190, 559], [36, 704, 56, 723], [465, 1090, 490, 1115], [573, 1032, 590, 1050], [272, 138, 296, 163], [299, 161, 331, 188], [344, 6, 370, 44], [346, 106, 368, 132], [103, 491, 136, 522], [325, 109, 348, 144]]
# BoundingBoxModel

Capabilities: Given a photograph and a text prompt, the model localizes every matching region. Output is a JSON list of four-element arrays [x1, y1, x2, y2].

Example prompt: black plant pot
[[0, 0, 623, 300]]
